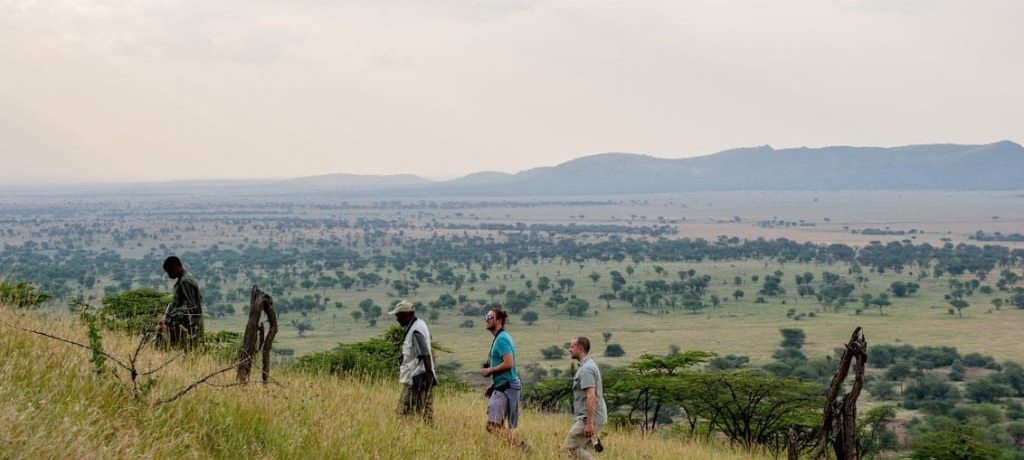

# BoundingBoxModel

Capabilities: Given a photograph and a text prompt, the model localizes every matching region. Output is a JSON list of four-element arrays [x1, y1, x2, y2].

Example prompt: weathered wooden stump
[[236, 285, 278, 384], [813, 327, 867, 460]]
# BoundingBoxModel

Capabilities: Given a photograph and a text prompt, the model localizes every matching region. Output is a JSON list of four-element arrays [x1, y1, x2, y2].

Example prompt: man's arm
[[483, 353, 514, 377], [584, 386, 598, 437], [413, 331, 434, 387], [420, 353, 434, 387]]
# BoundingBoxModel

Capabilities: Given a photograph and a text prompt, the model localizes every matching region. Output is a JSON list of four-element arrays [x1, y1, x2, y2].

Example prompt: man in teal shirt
[[481, 308, 527, 449]]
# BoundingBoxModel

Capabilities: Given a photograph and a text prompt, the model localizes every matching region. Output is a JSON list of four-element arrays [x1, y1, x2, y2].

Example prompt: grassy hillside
[[0, 305, 767, 459]]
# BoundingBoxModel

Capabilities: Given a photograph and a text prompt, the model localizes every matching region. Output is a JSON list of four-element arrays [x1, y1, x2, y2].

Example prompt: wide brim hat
[[388, 299, 415, 315]]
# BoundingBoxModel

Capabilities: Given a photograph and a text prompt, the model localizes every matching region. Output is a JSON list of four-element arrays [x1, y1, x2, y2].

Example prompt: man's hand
[[480, 367, 490, 377], [584, 420, 594, 438]]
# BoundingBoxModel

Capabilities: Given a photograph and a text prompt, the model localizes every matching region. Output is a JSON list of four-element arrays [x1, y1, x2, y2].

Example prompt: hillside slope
[[0, 306, 765, 459]]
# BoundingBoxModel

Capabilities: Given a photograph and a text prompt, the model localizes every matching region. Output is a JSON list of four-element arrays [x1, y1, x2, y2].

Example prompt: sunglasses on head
[[484, 314, 495, 321]]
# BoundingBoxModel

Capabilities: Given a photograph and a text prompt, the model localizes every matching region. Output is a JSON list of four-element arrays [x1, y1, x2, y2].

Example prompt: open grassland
[[207, 259, 1024, 376], [0, 305, 767, 460]]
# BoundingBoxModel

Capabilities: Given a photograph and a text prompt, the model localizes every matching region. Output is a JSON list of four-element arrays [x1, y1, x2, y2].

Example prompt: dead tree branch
[[140, 352, 185, 376], [154, 359, 244, 406], [813, 327, 868, 460]]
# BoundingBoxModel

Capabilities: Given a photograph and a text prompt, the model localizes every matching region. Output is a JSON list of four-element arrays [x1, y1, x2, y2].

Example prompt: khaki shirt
[[170, 271, 203, 318]]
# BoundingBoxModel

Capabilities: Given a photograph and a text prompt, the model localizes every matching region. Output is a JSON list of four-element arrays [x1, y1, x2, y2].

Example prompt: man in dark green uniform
[[162, 256, 203, 349]]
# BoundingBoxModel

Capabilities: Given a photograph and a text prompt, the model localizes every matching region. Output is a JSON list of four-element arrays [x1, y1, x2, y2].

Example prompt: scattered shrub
[[540, 345, 566, 360], [604, 344, 625, 357]]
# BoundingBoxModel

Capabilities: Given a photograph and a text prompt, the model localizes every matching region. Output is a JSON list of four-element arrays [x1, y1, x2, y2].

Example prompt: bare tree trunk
[[787, 428, 800, 460], [237, 285, 275, 383], [260, 294, 278, 384], [814, 327, 868, 460]]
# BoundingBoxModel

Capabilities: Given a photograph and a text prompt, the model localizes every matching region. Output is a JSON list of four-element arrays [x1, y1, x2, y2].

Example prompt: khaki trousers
[[561, 419, 603, 459], [398, 382, 434, 422]]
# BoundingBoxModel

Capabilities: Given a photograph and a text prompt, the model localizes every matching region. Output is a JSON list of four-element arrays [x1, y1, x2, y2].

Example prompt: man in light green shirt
[[563, 336, 607, 459]]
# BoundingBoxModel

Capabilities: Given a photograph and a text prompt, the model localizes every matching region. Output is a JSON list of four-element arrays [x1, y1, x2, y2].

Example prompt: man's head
[[163, 256, 185, 279], [570, 336, 591, 361], [389, 300, 416, 326], [484, 308, 507, 333]]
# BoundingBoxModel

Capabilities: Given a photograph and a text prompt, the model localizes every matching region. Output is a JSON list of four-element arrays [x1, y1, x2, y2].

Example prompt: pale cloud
[[0, 0, 1021, 182]]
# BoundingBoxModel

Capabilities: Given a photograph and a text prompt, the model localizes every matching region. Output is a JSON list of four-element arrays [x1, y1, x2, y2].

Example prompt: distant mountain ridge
[[4, 141, 1020, 195], [315, 140, 1022, 196]]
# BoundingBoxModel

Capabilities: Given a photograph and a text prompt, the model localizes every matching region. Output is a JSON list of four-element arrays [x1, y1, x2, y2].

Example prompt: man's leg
[[413, 384, 434, 423], [561, 419, 597, 459], [486, 389, 508, 433], [487, 390, 527, 448], [397, 383, 415, 416], [167, 316, 185, 348], [184, 317, 201, 351]]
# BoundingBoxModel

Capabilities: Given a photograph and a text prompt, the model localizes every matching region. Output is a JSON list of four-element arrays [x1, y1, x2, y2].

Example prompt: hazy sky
[[1, 0, 1022, 183]]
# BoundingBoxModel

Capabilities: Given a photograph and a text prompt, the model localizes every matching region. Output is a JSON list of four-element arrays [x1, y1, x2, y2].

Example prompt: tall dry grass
[[0, 306, 768, 459]]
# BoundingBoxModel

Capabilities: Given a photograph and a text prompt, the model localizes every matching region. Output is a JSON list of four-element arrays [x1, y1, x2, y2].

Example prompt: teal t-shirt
[[489, 330, 519, 387]]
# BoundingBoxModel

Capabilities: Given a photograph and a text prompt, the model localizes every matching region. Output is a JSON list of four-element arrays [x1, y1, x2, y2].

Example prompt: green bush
[[296, 337, 398, 377], [867, 380, 897, 400], [910, 419, 1002, 460], [779, 328, 805, 349], [604, 343, 626, 357], [904, 375, 960, 414], [963, 352, 999, 369], [950, 403, 1004, 425], [99, 288, 171, 333], [707, 354, 749, 370], [913, 346, 960, 370], [1006, 400, 1024, 420], [868, 346, 894, 368], [201, 331, 242, 363], [965, 377, 1012, 403], [0, 281, 50, 309], [294, 326, 466, 391], [540, 345, 566, 360]]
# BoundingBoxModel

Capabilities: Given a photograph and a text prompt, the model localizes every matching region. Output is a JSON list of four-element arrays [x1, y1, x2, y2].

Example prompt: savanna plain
[[2, 190, 1023, 458]]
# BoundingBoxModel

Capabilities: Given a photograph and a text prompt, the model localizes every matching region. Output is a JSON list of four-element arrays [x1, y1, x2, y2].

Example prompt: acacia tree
[[291, 318, 313, 337], [860, 405, 897, 456], [611, 351, 714, 432], [948, 298, 970, 318], [682, 370, 823, 454]]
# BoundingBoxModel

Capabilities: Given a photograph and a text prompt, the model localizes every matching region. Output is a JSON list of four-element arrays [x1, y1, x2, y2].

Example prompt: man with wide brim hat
[[388, 299, 416, 315], [391, 299, 436, 422]]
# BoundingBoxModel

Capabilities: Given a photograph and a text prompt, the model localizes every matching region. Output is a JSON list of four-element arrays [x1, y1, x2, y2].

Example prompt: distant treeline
[[443, 223, 678, 236], [852, 228, 919, 236], [970, 230, 1024, 242], [310, 199, 617, 210], [4, 232, 1022, 300]]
